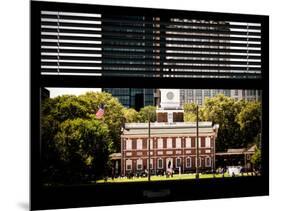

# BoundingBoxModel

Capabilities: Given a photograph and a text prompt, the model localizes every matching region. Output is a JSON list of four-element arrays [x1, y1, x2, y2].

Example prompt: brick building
[[121, 122, 219, 175], [119, 89, 219, 176]]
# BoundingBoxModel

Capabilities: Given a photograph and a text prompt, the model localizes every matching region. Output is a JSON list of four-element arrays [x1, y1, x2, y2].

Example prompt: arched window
[[158, 158, 163, 169], [186, 157, 192, 168], [176, 157, 181, 168], [137, 159, 143, 170], [126, 160, 132, 170], [205, 156, 211, 167]]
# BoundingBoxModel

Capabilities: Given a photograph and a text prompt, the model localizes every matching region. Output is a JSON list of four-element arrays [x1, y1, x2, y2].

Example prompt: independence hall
[[120, 89, 219, 175]]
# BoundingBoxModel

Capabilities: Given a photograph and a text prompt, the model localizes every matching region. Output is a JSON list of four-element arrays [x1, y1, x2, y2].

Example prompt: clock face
[[166, 91, 174, 100]]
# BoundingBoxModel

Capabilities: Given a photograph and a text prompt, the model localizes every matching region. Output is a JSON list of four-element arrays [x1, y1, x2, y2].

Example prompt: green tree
[[138, 106, 156, 122], [251, 146, 261, 168], [200, 94, 244, 151], [41, 91, 124, 184], [42, 95, 90, 122], [122, 108, 140, 123], [54, 118, 109, 183], [78, 92, 124, 153], [237, 101, 262, 146], [183, 102, 197, 122]]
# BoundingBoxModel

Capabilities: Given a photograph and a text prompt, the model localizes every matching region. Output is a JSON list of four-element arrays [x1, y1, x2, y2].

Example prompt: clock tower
[[160, 89, 181, 109], [157, 89, 184, 123]]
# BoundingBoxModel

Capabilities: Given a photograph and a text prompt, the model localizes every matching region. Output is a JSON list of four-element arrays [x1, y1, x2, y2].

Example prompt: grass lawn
[[96, 173, 254, 183]]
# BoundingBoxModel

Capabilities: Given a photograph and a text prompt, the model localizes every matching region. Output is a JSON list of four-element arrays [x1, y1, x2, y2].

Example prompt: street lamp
[[196, 105, 200, 179]]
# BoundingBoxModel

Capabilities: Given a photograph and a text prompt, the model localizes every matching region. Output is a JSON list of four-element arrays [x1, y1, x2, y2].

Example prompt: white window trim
[[206, 137, 211, 148], [198, 137, 201, 148], [205, 156, 212, 167], [168, 112, 173, 123], [186, 157, 192, 168], [147, 158, 153, 169], [136, 138, 143, 150], [166, 157, 173, 169], [126, 159, 132, 170], [157, 158, 163, 169], [136, 159, 143, 170], [176, 157, 181, 168], [167, 138, 173, 149], [205, 149, 211, 153], [147, 139, 153, 149], [186, 137, 191, 148], [201, 138, 205, 148], [176, 137, 181, 148], [126, 139, 132, 150], [158, 138, 163, 149]]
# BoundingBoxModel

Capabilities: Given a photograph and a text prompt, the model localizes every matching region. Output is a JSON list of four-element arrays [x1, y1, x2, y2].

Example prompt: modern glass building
[[179, 89, 261, 106], [101, 15, 160, 110], [100, 15, 260, 107], [102, 88, 155, 111], [180, 89, 231, 106]]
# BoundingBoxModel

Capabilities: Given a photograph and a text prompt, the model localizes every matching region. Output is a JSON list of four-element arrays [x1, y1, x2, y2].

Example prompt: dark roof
[[216, 145, 256, 156]]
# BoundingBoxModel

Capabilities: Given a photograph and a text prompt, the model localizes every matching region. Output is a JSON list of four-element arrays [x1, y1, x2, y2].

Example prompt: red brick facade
[[120, 123, 218, 176]]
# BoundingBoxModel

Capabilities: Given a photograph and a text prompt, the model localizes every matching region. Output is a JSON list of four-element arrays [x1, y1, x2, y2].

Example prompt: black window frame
[[31, 1, 269, 210]]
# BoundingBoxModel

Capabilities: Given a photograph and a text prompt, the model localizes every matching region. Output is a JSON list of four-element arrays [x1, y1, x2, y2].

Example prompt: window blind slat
[[40, 10, 263, 79]]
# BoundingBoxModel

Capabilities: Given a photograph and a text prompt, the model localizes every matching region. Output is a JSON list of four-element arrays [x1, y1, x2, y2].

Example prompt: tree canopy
[[138, 105, 157, 122], [41, 92, 123, 183], [183, 102, 197, 122], [236, 101, 261, 146], [251, 146, 261, 169], [183, 94, 261, 152], [54, 118, 109, 182], [122, 108, 140, 123]]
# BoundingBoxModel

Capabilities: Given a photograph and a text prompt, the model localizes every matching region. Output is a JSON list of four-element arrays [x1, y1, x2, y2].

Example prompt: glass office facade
[[101, 15, 158, 110], [180, 89, 260, 106], [102, 88, 155, 110]]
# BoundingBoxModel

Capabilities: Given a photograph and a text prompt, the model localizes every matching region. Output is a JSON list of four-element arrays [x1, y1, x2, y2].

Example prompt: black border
[[31, 1, 269, 210]]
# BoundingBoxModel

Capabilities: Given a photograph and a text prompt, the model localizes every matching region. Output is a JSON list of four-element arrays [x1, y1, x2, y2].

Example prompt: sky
[[47, 88, 101, 98]]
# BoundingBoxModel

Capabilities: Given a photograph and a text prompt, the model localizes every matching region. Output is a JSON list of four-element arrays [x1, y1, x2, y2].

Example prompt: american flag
[[95, 104, 105, 119]]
